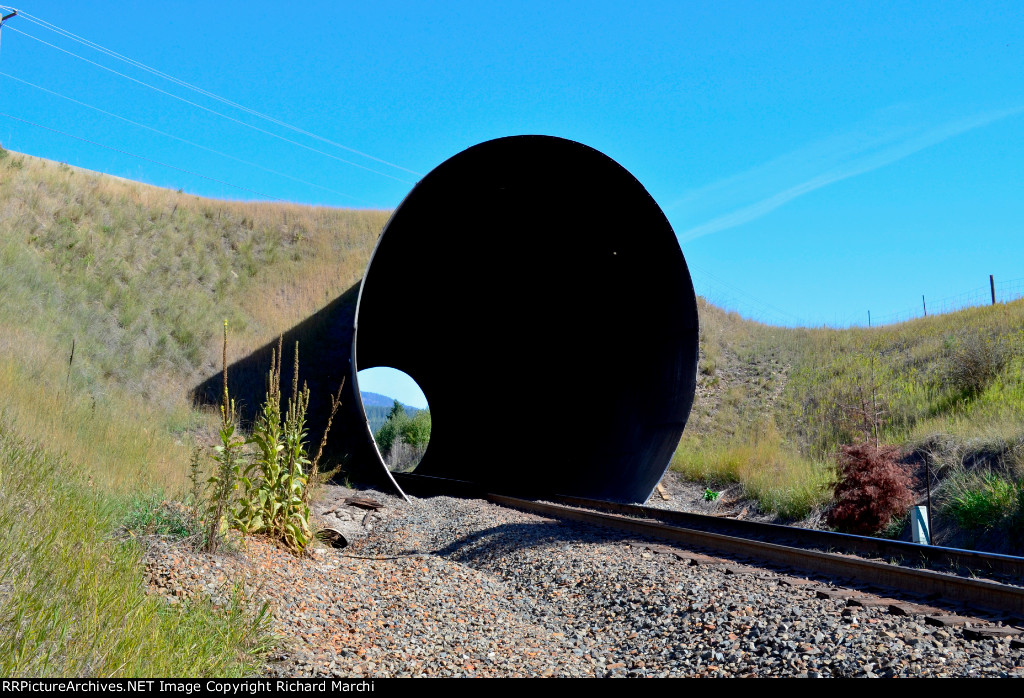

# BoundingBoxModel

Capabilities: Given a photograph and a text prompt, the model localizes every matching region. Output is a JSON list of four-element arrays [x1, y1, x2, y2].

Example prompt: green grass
[[683, 294, 1024, 537], [692, 297, 1024, 457], [671, 419, 835, 520], [0, 423, 274, 677], [120, 492, 201, 543], [943, 471, 1022, 532], [0, 149, 390, 676]]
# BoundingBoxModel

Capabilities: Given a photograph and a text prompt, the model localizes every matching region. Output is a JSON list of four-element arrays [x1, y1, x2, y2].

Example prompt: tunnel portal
[[353, 135, 698, 503]]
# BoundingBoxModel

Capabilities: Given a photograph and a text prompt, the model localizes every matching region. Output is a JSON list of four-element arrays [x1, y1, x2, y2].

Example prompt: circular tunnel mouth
[[356, 367, 431, 474], [352, 135, 698, 503]]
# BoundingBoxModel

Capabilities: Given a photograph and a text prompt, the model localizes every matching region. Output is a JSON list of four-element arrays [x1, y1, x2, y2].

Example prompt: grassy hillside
[[675, 295, 1024, 547], [0, 147, 388, 490], [0, 148, 389, 675], [2, 146, 1022, 674]]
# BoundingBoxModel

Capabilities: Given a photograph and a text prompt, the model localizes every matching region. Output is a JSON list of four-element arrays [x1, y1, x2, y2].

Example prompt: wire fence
[[692, 268, 1024, 330], [869, 277, 1024, 328]]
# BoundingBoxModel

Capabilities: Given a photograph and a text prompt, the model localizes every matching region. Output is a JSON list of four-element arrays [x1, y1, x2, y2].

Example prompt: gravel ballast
[[143, 486, 1024, 678]]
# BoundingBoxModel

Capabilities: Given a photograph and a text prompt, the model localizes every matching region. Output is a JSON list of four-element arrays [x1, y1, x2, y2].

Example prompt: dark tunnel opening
[[193, 136, 698, 503], [354, 135, 698, 503]]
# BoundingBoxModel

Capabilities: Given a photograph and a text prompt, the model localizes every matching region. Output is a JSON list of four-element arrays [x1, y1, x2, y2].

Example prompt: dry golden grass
[[0, 148, 388, 675], [672, 419, 836, 520], [0, 328, 199, 492], [1, 148, 387, 408]]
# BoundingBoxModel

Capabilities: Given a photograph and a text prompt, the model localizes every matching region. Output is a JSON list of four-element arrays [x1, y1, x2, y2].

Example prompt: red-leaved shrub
[[826, 443, 914, 535]]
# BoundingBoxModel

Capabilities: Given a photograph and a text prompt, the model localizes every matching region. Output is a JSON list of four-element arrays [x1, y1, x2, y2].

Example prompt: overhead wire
[[3, 24, 416, 185], [7, 7, 419, 178], [0, 111, 287, 202], [688, 262, 805, 326], [0, 70, 371, 205], [8, 6, 422, 178]]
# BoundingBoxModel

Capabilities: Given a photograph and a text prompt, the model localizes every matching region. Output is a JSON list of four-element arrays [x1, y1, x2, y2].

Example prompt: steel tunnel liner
[[352, 135, 698, 503]]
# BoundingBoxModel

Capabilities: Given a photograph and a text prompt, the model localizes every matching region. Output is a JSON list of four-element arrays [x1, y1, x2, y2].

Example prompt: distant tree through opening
[[356, 367, 430, 474]]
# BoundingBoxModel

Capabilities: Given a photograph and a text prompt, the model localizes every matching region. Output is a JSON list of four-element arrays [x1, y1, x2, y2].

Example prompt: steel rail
[[394, 472, 1024, 615], [488, 494, 1024, 615], [549, 494, 1024, 579]]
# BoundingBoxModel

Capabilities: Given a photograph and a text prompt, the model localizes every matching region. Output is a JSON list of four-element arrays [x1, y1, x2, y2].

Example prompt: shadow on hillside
[[190, 282, 390, 491]]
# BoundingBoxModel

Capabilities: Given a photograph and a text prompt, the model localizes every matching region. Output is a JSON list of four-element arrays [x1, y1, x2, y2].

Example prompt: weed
[[703, 488, 720, 502], [880, 512, 908, 540], [233, 337, 313, 554], [306, 375, 346, 500], [187, 445, 205, 511], [203, 321, 246, 553]]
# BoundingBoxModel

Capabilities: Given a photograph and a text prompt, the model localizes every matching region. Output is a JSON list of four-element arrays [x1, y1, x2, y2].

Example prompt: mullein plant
[[233, 337, 312, 554], [204, 320, 246, 552]]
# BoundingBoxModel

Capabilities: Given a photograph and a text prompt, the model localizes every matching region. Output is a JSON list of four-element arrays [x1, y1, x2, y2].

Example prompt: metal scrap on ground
[[345, 496, 384, 510]]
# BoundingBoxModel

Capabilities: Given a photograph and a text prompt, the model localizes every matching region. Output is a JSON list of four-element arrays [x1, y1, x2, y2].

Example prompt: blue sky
[[2, 1, 1023, 348], [358, 368, 428, 410]]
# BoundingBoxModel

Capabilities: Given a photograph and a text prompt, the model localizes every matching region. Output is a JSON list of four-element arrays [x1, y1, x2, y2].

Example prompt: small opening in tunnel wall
[[357, 367, 430, 474]]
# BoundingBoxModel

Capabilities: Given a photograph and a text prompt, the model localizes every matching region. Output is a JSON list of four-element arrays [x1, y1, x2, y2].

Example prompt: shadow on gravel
[[428, 521, 639, 563]]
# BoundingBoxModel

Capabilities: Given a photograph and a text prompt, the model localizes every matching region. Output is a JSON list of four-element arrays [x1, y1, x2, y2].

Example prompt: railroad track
[[394, 472, 1024, 616]]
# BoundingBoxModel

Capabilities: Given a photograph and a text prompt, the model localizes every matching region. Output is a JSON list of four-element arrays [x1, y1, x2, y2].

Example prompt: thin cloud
[[674, 106, 1023, 243]]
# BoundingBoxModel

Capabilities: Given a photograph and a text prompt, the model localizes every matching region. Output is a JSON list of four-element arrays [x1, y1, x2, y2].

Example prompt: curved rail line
[[394, 472, 1024, 616]]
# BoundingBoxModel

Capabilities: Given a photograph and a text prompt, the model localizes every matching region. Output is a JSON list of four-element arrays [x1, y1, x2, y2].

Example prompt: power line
[[0, 111, 287, 201], [689, 262, 805, 325], [0, 70, 371, 205], [4, 24, 415, 185], [10, 7, 422, 178]]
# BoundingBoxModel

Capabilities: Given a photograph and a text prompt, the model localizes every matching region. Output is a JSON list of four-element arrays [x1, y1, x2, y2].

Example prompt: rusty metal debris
[[345, 496, 383, 510]]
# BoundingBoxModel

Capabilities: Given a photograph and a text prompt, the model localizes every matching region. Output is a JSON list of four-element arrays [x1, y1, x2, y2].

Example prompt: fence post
[[991, 274, 996, 305], [868, 310, 871, 328], [922, 295, 927, 317]]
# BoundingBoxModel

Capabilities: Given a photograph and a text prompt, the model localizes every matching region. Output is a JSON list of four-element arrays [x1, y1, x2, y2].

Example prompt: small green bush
[[121, 491, 200, 541], [194, 329, 321, 555], [945, 471, 1021, 531]]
